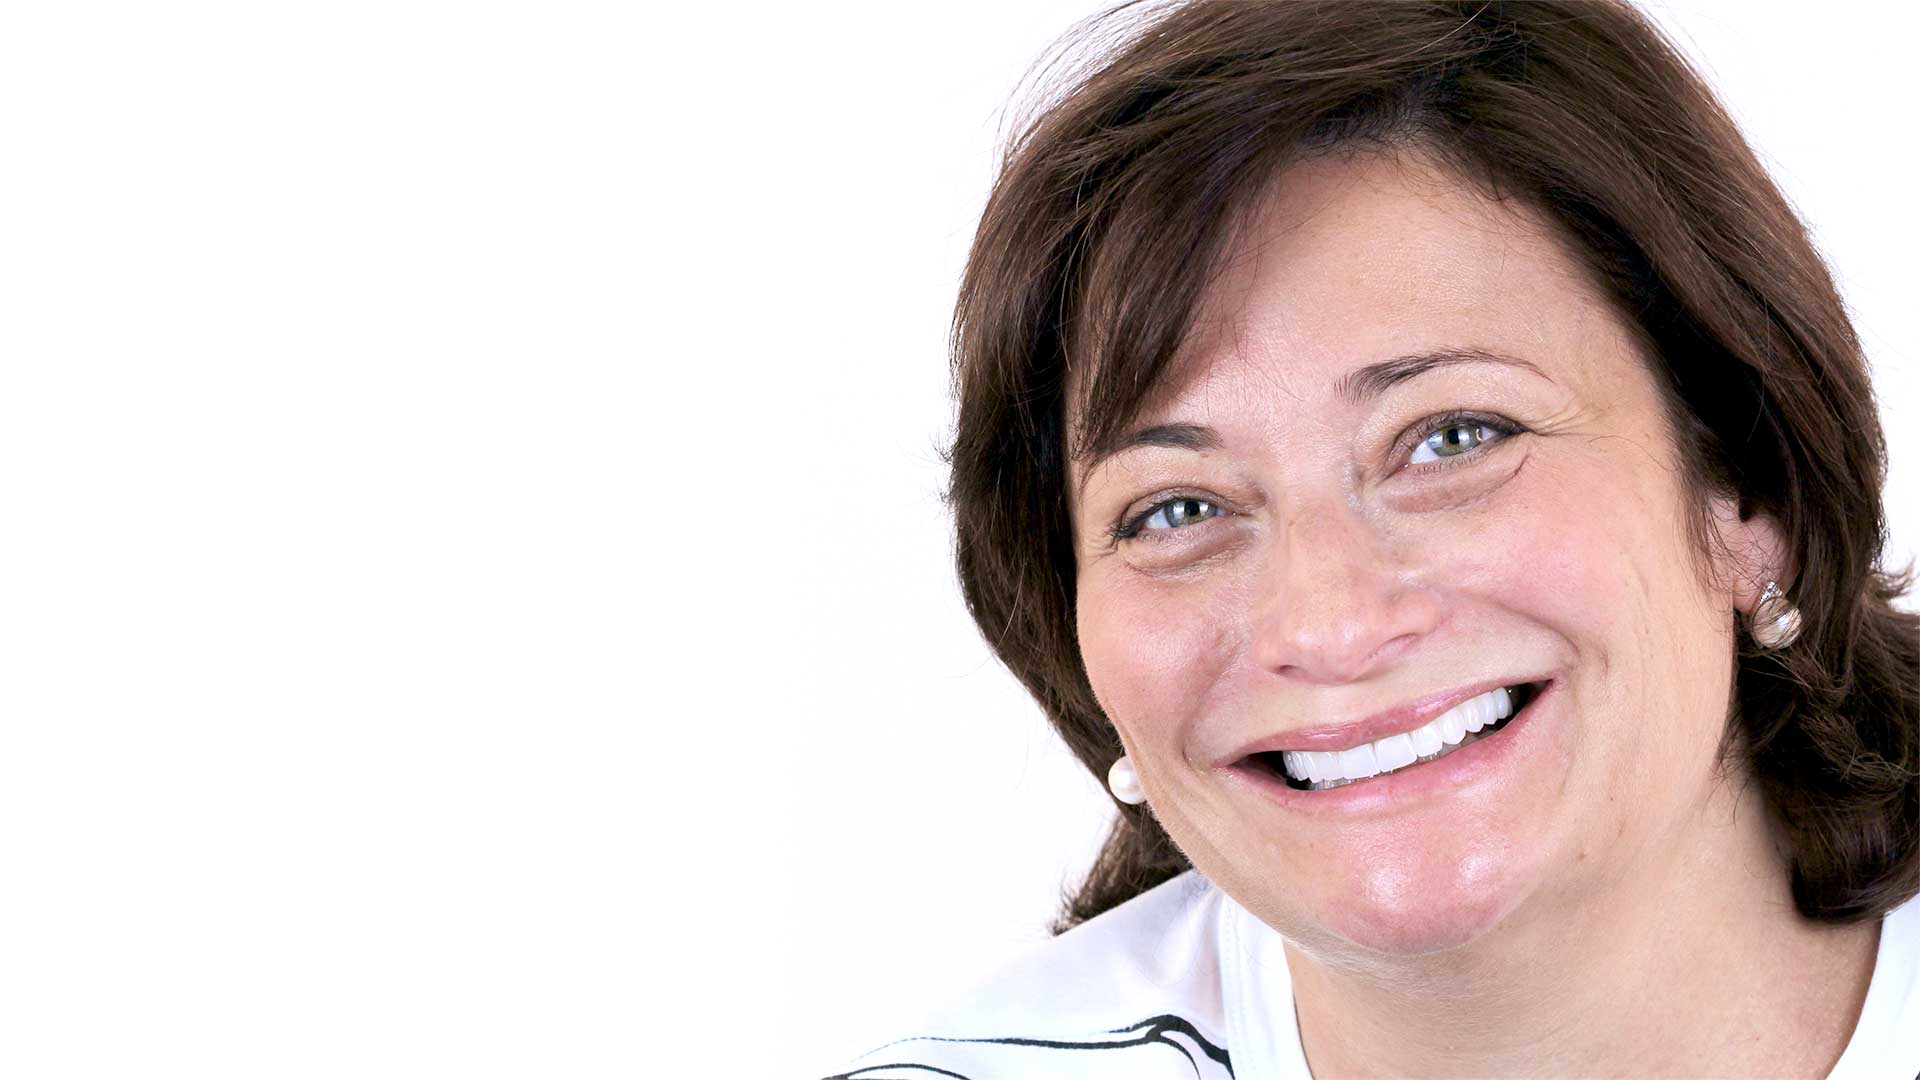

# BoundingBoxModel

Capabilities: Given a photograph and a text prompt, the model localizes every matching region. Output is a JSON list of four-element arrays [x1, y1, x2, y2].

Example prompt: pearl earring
[[1107, 755, 1147, 805], [1749, 580, 1803, 649]]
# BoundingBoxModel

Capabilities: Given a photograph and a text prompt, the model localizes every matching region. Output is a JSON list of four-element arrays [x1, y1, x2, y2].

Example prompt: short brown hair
[[945, 0, 1919, 931]]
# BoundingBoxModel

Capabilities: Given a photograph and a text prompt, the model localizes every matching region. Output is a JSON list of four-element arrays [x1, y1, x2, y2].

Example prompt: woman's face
[[1068, 150, 1780, 959]]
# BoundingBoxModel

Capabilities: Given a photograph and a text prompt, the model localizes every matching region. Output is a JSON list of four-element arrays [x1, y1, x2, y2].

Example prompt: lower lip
[[1224, 679, 1559, 816]]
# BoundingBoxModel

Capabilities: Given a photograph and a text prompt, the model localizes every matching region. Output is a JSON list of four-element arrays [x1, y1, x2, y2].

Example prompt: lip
[[1222, 676, 1560, 813], [1218, 674, 1554, 762]]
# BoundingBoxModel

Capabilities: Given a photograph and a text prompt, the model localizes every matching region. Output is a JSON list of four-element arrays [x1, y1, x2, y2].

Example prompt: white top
[[825, 872, 1920, 1079]]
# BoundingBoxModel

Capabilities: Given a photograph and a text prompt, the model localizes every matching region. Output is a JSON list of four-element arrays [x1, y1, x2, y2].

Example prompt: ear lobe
[[1709, 494, 1792, 613]]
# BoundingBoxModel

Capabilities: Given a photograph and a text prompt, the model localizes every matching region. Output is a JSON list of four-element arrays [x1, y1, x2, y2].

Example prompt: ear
[[1707, 493, 1792, 615]]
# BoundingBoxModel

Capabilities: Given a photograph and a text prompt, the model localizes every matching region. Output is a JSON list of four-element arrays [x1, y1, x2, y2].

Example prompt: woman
[[829, 1, 1919, 1077]]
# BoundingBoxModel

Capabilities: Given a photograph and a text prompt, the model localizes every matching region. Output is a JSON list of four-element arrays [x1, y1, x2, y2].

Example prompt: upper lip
[[1219, 675, 1551, 763]]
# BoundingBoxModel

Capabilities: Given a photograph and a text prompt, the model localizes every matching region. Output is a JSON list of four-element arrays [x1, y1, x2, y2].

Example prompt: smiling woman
[[823, 2, 1920, 1078]]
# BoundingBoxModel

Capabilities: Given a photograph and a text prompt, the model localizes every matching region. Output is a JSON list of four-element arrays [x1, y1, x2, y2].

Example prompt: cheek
[[1418, 447, 1729, 775], [1418, 449, 1690, 649], [1077, 572, 1236, 751]]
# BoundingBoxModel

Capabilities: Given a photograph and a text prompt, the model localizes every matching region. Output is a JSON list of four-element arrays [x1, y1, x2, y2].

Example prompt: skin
[[1066, 149, 1879, 1077]]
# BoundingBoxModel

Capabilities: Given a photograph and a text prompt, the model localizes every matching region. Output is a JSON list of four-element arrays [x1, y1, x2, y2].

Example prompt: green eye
[[1111, 496, 1224, 544], [1140, 497, 1220, 531], [1409, 421, 1499, 465]]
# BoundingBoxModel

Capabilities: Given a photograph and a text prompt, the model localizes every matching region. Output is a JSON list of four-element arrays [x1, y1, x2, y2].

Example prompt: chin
[[1320, 880, 1519, 958], [1255, 832, 1547, 961]]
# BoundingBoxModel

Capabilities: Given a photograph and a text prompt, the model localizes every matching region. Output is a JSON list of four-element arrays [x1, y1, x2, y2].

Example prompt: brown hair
[[945, 0, 1919, 932]]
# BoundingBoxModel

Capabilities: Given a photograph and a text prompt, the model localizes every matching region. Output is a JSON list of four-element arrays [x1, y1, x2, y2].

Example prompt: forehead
[[1066, 148, 1625, 451]]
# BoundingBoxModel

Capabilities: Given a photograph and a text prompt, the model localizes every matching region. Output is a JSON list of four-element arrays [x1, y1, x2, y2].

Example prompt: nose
[[1250, 499, 1440, 685]]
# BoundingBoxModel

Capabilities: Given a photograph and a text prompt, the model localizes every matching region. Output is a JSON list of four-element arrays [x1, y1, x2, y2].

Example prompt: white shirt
[[825, 872, 1920, 1079]]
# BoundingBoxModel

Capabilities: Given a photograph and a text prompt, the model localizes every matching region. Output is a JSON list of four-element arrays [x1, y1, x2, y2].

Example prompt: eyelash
[[1106, 410, 1523, 544], [1405, 410, 1522, 469]]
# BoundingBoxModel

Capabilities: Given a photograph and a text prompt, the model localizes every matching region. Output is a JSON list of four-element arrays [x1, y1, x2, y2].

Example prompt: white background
[[0, 2, 1912, 1077]]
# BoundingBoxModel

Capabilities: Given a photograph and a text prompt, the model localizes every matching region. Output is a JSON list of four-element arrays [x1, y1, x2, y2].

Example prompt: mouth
[[1241, 681, 1547, 792]]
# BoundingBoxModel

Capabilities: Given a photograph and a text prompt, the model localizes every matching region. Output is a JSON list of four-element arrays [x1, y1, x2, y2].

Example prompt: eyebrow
[[1074, 347, 1548, 493], [1333, 346, 1547, 405]]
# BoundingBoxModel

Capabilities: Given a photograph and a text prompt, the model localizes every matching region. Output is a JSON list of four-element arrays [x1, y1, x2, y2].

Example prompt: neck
[[1283, 782, 1881, 1078]]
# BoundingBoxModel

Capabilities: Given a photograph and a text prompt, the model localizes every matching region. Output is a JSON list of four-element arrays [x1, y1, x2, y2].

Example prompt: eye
[[1112, 496, 1224, 541], [1406, 417, 1508, 466]]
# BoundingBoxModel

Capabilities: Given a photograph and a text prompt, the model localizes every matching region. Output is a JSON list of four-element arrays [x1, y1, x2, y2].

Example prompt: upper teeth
[[1280, 686, 1517, 786]]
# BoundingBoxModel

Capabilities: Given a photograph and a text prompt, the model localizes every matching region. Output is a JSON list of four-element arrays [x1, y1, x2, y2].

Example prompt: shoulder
[[817, 872, 1236, 1080]]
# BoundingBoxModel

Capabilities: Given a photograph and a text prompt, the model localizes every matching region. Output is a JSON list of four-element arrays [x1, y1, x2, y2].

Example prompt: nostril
[[1252, 587, 1442, 687]]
